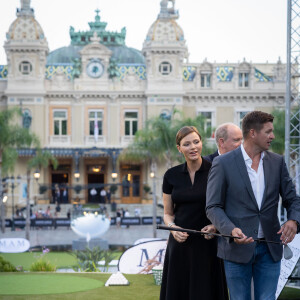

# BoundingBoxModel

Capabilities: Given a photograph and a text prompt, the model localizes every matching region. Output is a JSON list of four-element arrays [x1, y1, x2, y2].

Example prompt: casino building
[[0, 0, 286, 206]]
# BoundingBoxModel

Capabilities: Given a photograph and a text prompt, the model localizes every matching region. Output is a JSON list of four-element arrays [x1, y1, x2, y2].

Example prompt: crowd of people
[[160, 111, 300, 300]]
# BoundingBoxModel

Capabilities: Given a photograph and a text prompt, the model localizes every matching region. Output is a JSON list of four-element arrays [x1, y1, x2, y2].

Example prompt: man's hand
[[202, 224, 217, 240], [278, 220, 298, 245], [232, 228, 254, 244]]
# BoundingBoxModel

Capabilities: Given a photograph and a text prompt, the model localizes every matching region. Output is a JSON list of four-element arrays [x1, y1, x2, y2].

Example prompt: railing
[[4, 216, 163, 229]]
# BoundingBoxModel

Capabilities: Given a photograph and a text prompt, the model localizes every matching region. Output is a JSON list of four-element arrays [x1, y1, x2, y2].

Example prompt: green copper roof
[[47, 45, 145, 64], [47, 9, 145, 64], [70, 9, 126, 46]]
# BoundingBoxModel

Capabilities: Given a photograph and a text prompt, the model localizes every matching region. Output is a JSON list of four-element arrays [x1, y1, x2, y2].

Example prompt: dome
[[47, 45, 145, 64], [6, 1, 47, 44], [144, 1, 184, 44], [146, 19, 184, 42], [6, 16, 46, 43]]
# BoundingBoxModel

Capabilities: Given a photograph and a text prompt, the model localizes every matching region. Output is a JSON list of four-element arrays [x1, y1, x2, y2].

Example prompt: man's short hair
[[242, 111, 274, 139], [215, 123, 237, 144]]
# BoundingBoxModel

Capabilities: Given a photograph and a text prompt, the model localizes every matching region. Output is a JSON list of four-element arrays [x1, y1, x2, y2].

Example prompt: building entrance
[[51, 173, 69, 203], [87, 173, 104, 203]]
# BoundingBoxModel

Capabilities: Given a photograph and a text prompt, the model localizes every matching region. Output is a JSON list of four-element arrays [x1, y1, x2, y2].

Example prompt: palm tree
[[25, 149, 58, 240], [120, 111, 214, 169], [0, 108, 38, 233]]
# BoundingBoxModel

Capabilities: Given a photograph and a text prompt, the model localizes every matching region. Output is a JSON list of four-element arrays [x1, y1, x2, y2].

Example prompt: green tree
[[25, 148, 58, 240], [271, 109, 285, 155], [0, 108, 38, 233], [120, 111, 215, 169]]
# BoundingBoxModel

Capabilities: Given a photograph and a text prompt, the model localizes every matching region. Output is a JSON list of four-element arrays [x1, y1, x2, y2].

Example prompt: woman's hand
[[171, 225, 189, 243], [201, 224, 217, 240]]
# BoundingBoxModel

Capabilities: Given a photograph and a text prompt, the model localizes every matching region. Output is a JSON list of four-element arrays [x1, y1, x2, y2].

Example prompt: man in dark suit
[[206, 111, 300, 300], [204, 122, 243, 162]]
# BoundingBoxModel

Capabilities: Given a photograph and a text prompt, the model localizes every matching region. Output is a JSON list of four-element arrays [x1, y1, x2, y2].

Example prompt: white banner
[[118, 240, 167, 274], [276, 234, 300, 298], [0, 238, 30, 253]]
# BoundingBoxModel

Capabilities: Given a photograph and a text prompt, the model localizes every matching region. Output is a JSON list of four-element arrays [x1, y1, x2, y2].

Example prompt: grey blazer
[[206, 146, 300, 264]]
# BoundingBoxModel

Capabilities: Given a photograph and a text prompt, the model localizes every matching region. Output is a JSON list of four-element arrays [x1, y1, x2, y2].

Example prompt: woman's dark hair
[[242, 111, 274, 139], [176, 126, 202, 146]]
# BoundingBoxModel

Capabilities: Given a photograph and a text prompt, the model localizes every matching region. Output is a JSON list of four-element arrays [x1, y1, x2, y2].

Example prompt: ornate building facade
[[0, 0, 286, 206]]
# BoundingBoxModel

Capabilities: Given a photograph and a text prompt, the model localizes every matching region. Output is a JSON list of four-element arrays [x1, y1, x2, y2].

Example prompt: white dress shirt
[[241, 144, 265, 238]]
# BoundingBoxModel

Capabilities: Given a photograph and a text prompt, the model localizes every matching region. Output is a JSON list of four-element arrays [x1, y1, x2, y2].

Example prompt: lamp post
[[74, 170, 80, 182], [33, 170, 40, 182], [150, 163, 157, 238], [111, 172, 118, 182], [9, 175, 21, 231]]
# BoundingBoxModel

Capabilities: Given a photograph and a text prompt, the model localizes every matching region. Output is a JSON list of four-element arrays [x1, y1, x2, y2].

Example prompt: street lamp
[[74, 170, 80, 181], [33, 170, 40, 181], [111, 172, 118, 181], [9, 175, 21, 231]]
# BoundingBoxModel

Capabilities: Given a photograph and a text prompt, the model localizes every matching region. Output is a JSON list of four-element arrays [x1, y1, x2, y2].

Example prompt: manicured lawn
[[0, 273, 299, 299], [1, 251, 122, 271], [1, 253, 300, 299], [0, 273, 160, 300], [279, 286, 300, 299]]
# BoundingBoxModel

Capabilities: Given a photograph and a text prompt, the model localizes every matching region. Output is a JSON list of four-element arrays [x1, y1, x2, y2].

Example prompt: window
[[89, 111, 103, 136], [103, 37, 108, 42], [53, 110, 67, 136], [159, 61, 172, 75], [237, 111, 249, 128], [124, 111, 138, 136], [81, 36, 86, 42], [111, 37, 115, 42], [239, 72, 249, 87], [19, 61, 32, 75], [199, 111, 213, 137], [200, 73, 211, 88]]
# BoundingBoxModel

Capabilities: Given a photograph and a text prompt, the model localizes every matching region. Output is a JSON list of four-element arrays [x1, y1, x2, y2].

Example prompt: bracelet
[[168, 222, 175, 228]]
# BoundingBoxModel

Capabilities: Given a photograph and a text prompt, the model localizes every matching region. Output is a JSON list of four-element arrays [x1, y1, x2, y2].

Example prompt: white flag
[[94, 113, 98, 142]]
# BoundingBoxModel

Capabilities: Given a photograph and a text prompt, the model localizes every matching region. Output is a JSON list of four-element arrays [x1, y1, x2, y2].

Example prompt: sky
[[0, 0, 287, 65]]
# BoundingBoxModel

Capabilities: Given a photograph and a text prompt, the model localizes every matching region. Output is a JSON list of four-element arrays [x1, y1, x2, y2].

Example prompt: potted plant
[[39, 185, 47, 194], [74, 185, 82, 194], [143, 184, 151, 200]]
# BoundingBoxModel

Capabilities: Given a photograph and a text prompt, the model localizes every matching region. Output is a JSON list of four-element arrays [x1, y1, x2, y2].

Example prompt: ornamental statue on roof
[[159, 0, 178, 19], [69, 9, 126, 46]]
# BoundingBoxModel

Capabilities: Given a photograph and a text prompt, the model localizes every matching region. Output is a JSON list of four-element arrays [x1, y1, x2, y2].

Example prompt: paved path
[[1, 225, 169, 248]]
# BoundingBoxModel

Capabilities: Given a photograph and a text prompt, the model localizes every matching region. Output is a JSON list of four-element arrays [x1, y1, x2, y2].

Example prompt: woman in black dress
[[160, 126, 228, 300]]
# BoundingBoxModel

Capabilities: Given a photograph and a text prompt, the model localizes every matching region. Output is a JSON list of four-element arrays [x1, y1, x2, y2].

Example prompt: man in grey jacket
[[206, 111, 300, 300]]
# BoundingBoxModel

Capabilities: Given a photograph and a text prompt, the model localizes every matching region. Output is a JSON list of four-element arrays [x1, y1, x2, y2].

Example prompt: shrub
[[72, 246, 115, 272], [0, 255, 17, 272], [110, 185, 118, 195], [30, 258, 56, 272], [39, 185, 47, 194], [143, 184, 151, 194]]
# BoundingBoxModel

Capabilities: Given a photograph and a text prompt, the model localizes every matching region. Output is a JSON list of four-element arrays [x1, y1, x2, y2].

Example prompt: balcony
[[50, 135, 71, 146], [84, 136, 106, 146]]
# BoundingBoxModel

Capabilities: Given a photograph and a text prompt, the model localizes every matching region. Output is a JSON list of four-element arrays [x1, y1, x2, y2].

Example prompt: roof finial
[[18, 0, 34, 16], [95, 8, 100, 22], [158, 0, 178, 19]]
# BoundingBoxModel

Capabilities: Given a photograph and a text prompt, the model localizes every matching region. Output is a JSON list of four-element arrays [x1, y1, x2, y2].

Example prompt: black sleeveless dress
[[160, 159, 228, 300]]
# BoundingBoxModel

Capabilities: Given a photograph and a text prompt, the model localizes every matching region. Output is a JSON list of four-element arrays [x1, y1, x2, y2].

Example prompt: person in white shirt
[[100, 188, 107, 204], [206, 111, 300, 300]]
